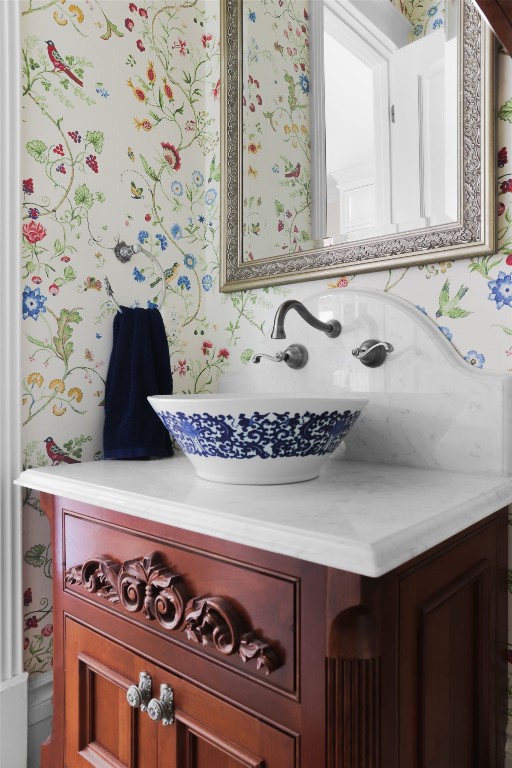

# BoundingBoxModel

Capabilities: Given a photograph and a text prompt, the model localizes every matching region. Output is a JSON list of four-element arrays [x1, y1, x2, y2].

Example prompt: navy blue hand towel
[[103, 306, 173, 459]]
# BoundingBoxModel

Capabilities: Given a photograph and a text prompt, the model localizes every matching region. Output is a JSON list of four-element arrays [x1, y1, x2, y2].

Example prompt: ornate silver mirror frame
[[220, 0, 495, 292]]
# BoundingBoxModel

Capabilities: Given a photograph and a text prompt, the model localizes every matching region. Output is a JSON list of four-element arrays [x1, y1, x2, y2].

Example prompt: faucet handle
[[352, 339, 394, 368], [253, 344, 308, 369]]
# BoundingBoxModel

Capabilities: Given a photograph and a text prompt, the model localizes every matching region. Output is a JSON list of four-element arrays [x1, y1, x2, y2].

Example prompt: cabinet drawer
[[62, 509, 298, 695]]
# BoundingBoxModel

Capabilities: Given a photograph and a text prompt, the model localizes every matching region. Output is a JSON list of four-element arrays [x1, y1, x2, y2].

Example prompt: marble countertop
[[16, 455, 512, 577]]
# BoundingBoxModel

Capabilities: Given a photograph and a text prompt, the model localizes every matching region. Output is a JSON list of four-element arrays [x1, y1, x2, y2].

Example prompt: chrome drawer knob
[[126, 671, 152, 712], [147, 683, 174, 726]]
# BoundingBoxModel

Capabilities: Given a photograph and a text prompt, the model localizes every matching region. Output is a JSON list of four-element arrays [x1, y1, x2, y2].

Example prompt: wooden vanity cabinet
[[39, 492, 507, 768]]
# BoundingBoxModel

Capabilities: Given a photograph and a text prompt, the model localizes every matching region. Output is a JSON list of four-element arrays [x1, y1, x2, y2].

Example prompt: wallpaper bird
[[46, 40, 83, 87], [436, 279, 472, 319], [44, 436, 80, 465], [284, 163, 301, 179]]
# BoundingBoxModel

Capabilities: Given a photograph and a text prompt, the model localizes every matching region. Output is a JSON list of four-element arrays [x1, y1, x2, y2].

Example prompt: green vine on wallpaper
[[22, 305, 105, 425]]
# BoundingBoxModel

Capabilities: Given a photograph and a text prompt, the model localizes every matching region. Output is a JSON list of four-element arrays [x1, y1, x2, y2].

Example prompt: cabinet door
[[398, 523, 503, 768], [65, 619, 296, 768]]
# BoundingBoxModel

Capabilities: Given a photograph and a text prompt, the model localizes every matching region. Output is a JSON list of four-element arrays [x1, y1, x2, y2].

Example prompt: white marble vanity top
[[16, 455, 512, 577]]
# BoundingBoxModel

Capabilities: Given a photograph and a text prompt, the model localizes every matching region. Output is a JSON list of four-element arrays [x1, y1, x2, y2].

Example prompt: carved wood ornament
[[65, 551, 280, 674]]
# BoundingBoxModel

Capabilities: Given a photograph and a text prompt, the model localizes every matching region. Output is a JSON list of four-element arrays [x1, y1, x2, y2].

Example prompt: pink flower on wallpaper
[[129, 3, 137, 11], [125, 18, 134, 31], [202, 33, 212, 48], [23, 178, 34, 194], [161, 142, 181, 170], [202, 340, 213, 355], [23, 221, 47, 244], [506, 254, 512, 266], [136, 39, 145, 52], [174, 39, 187, 55], [212, 79, 220, 100], [163, 78, 174, 100], [24, 587, 32, 606], [25, 617, 38, 630], [217, 348, 229, 360], [176, 359, 187, 377], [41, 623, 53, 637], [139, 7, 148, 18]]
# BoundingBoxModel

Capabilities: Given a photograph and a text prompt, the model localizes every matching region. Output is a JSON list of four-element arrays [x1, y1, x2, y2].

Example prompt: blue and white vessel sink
[[148, 393, 367, 485]]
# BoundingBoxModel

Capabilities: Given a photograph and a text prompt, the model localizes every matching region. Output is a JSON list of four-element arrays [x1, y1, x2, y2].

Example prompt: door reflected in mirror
[[222, 0, 495, 291]]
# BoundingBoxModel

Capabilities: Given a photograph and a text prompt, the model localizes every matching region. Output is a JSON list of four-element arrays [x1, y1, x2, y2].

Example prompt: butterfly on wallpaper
[[131, 181, 143, 199], [84, 348, 94, 362], [84, 276, 102, 291], [251, 223, 261, 235], [247, 166, 258, 179], [127, 147, 135, 162]]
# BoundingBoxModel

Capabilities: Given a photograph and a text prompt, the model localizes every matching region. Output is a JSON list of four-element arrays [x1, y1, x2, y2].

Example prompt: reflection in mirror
[[316, 0, 458, 245], [221, 0, 495, 292]]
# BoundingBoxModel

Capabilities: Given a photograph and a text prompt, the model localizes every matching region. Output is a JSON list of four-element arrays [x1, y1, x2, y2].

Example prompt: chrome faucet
[[271, 300, 341, 339]]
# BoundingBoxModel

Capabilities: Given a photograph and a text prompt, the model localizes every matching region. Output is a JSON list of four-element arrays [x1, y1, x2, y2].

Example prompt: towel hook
[[105, 242, 166, 313]]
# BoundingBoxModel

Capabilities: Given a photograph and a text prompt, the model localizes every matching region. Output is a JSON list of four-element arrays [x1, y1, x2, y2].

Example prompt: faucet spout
[[270, 300, 342, 339]]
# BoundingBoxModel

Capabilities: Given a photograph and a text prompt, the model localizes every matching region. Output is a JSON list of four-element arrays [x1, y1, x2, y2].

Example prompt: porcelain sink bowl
[[148, 393, 368, 485]]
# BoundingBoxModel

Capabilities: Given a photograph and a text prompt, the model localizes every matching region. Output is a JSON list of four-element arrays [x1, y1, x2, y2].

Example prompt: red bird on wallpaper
[[284, 163, 301, 179], [45, 40, 83, 87], [44, 437, 80, 465]]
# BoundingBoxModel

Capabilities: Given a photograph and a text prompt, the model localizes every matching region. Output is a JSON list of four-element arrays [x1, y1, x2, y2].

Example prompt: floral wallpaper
[[242, 1, 311, 260], [18, 0, 512, 714]]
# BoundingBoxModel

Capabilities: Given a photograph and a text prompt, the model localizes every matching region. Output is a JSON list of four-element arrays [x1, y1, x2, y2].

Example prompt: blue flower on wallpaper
[[177, 275, 191, 291], [156, 233, 168, 250], [464, 350, 485, 368], [95, 85, 110, 98], [488, 271, 512, 309], [205, 188, 217, 206], [272, 165, 279, 174], [427, 5, 438, 16], [133, 267, 145, 282], [433, 19, 443, 29], [172, 181, 183, 196], [248, 9, 256, 22], [170, 225, 182, 240], [202, 274, 213, 292], [198, 214, 205, 223], [414, 24, 424, 36], [138, 230, 149, 244], [192, 171, 204, 187], [184, 254, 197, 269], [299, 74, 309, 95], [438, 326, 453, 341], [22, 286, 47, 320]]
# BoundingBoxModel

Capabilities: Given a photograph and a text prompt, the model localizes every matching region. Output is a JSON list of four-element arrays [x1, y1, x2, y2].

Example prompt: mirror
[[220, 0, 495, 292]]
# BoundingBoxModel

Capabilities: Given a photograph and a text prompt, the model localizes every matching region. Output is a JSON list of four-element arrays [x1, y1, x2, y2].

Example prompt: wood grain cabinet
[[40, 492, 508, 768]]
